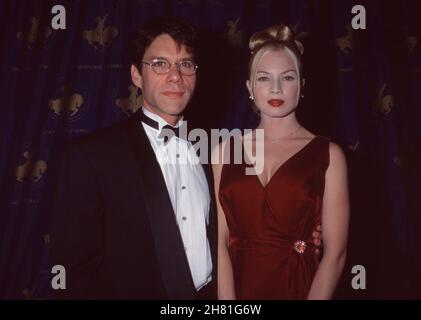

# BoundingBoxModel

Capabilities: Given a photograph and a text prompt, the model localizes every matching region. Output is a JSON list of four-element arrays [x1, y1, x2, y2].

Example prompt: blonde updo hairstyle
[[248, 24, 304, 113]]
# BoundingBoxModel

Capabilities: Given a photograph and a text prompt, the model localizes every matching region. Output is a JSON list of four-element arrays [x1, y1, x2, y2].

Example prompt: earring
[[249, 95, 254, 100], [301, 94, 304, 99]]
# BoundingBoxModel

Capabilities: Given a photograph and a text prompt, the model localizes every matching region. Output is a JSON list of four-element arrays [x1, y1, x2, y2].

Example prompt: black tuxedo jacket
[[50, 110, 217, 299]]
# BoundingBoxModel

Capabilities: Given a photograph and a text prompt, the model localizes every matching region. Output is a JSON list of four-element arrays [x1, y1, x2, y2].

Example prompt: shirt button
[[181, 186, 186, 190], [182, 216, 187, 221], [176, 154, 180, 158]]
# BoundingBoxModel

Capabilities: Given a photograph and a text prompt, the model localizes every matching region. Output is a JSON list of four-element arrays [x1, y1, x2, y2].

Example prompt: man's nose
[[167, 63, 182, 82]]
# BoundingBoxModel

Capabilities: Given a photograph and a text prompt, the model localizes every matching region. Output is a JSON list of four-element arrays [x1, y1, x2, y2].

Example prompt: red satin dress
[[219, 136, 330, 299]]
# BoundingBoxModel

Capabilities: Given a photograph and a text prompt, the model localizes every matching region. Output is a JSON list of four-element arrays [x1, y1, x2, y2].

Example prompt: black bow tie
[[141, 112, 186, 143]]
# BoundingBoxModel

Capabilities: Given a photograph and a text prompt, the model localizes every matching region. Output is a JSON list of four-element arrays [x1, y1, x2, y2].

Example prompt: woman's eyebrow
[[257, 69, 297, 74], [281, 69, 297, 74]]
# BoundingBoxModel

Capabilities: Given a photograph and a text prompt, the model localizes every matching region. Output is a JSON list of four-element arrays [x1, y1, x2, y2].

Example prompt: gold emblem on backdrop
[[374, 84, 394, 115], [225, 18, 244, 48], [406, 36, 418, 54], [49, 85, 84, 117], [291, 23, 309, 40], [347, 140, 360, 151], [335, 25, 353, 54], [17, 17, 52, 49], [44, 234, 50, 245], [393, 156, 403, 167], [22, 286, 37, 300], [83, 15, 119, 48], [393, 153, 417, 170], [115, 85, 142, 115], [15, 151, 47, 183]]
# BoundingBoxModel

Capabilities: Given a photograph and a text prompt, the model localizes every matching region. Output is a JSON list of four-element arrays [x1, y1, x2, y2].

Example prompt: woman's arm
[[307, 142, 350, 299], [212, 143, 236, 300]]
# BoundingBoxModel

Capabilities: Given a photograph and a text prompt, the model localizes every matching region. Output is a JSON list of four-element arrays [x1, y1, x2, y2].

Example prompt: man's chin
[[161, 102, 189, 115]]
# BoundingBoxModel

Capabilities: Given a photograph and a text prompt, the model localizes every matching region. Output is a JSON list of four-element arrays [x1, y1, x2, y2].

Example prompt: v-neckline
[[251, 136, 319, 189]]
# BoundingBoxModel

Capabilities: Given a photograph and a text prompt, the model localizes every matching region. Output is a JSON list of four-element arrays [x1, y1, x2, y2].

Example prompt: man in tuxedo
[[50, 17, 216, 299]]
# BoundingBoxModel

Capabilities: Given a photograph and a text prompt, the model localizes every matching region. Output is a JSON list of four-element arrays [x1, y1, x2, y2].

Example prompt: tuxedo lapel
[[126, 110, 196, 299], [200, 163, 218, 282]]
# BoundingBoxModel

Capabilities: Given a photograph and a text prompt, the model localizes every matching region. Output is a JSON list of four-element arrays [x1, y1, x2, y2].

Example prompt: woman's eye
[[284, 76, 295, 81], [257, 76, 269, 81]]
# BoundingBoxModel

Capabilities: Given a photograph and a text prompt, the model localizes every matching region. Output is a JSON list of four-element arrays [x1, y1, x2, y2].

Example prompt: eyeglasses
[[141, 58, 198, 76]]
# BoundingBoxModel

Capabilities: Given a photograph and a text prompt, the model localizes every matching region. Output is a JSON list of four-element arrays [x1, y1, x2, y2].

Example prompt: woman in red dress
[[213, 25, 349, 299]]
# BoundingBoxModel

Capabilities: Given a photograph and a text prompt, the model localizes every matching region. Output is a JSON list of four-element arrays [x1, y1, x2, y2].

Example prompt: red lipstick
[[268, 99, 284, 107]]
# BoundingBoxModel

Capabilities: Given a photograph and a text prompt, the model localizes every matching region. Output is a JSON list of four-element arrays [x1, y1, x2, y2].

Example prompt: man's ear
[[131, 64, 142, 89]]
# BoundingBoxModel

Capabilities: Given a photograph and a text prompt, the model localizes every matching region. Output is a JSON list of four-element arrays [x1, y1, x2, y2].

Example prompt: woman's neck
[[257, 114, 301, 140]]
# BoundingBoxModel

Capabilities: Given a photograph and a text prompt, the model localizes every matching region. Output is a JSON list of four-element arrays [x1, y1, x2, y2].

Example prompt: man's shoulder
[[63, 117, 133, 156]]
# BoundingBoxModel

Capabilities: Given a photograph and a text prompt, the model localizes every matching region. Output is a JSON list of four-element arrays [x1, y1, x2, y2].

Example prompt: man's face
[[131, 34, 196, 125]]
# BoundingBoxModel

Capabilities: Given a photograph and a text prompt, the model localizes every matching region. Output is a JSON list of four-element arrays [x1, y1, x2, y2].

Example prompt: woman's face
[[247, 48, 300, 119]]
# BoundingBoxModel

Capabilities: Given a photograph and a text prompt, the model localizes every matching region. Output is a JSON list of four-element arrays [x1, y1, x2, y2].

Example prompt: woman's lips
[[268, 99, 284, 107], [163, 91, 184, 98]]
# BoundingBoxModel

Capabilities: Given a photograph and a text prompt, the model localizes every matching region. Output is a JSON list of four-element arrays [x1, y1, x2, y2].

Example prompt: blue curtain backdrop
[[0, 0, 420, 299]]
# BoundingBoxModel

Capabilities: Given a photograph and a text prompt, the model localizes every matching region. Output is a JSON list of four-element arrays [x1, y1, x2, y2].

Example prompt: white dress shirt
[[141, 107, 212, 290]]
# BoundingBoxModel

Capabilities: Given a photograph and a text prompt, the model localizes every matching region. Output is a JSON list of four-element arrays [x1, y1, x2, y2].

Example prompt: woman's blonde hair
[[248, 24, 304, 113]]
